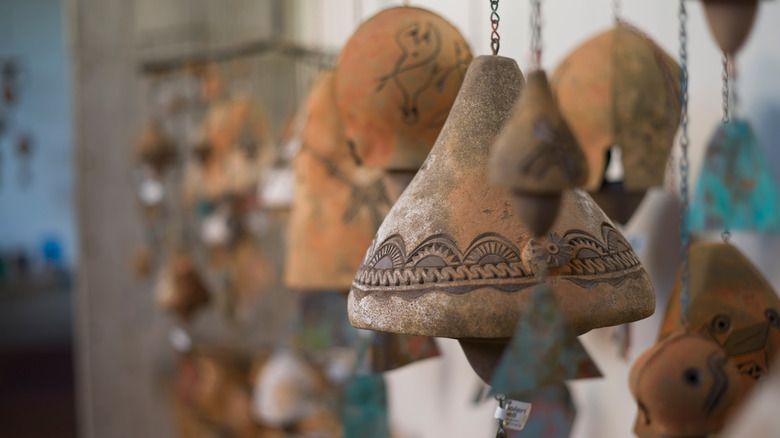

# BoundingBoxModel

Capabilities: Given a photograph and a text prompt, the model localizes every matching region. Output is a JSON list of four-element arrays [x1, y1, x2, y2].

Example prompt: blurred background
[[1, 0, 779, 437]]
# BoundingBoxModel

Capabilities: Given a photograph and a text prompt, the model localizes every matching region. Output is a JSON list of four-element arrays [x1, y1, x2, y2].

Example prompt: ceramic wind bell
[[690, 0, 780, 233], [347, 30, 654, 393], [335, 6, 475, 374], [552, 21, 681, 224]]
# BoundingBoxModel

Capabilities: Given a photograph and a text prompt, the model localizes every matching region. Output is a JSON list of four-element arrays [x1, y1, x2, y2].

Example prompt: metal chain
[[722, 54, 730, 124], [730, 58, 739, 120], [490, 0, 500, 55], [678, 0, 691, 326], [495, 394, 507, 438], [530, 0, 542, 68], [612, 0, 621, 22]]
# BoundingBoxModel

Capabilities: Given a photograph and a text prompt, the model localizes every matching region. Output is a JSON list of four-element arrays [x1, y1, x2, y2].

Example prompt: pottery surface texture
[[348, 55, 655, 339], [630, 334, 741, 438], [660, 242, 780, 401], [335, 6, 472, 171], [552, 22, 681, 193], [285, 73, 390, 290]]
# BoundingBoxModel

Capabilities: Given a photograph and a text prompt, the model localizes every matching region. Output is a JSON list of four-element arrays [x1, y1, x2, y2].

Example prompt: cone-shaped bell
[[630, 333, 741, 438], [551, 21, 681, 195], [491, 70, 588, 235], [335, 7, 473, 171], [156, 252, 211, 322], [660, 242, 780, 402], [348, 55, 655, 340], [488, 286, 601, 394], [135, 122, 177, 176], [701, 0, 759, 55], [285, 73, 391, 290], [690, 120, 780, 233]]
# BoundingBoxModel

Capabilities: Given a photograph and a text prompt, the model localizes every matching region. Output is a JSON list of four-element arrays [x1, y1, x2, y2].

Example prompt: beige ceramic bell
[[491, 69, 588, 236], [285, 72, 390, 291], [700, 0, 759, 55], [660, 242, 780, 403], [155, 252, 211, 322], [630, 333, 741, 438], [134, 121, 177, 176], [551, 22, 681, 222], [334, 6, 472, 172], [348, 55, 655, 343]]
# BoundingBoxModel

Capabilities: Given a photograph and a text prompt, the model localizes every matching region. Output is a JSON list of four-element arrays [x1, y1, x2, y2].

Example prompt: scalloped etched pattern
[[354, 223, 640, 289]]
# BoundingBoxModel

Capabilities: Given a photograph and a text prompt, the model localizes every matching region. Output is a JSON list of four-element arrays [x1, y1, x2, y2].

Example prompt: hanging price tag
[[503, 399, 532, 431]]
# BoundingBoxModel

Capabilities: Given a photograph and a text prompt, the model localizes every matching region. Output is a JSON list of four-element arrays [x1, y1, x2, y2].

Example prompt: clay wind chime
[[690, 0, 780, 233], [551, 8, 682, 225], [629, 2, 780, 437], [347, 1, 654, 435]]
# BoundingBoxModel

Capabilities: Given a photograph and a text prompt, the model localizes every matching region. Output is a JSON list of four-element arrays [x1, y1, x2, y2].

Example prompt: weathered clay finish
[[491, 70, 587, 194], [348, 56, 655, 339], [630, 334, 741, 438], [701, 0, 759, 55], [551, 22, 681, 193], [285, 73, 390, 290], [135, 122, 177, 175], [660, 242, 780, 402], [335, 7, 473, 171], [155, 252, 210, 322]]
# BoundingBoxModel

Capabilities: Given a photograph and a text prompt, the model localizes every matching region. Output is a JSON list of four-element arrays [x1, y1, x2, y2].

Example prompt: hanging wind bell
[[659, 242, 780, 402], [551, 21, 681, 224], [348, 22, 654, 384], [699, 0, 760, 56], [285, 72, 390, 291]]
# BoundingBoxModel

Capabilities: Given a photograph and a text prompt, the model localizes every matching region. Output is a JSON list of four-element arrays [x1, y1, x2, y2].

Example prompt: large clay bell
[[551, 22, 681, 223], [491, 69, 588, 235], [285, 72, 389, 290], [700, 0, 760, 55], [630, 333, 741, 438], [334, 6, 473, 171], [660, 242, 780, 401], [690, 119, 780, 233], [348, 56, 655, 378]]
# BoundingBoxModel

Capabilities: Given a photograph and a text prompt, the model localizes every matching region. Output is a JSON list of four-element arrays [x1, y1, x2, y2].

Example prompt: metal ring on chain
[[678, 0, 691, 325], [530, 0, 542, 68], [722, 54, 730, 124], [490, 0, 500, 55]]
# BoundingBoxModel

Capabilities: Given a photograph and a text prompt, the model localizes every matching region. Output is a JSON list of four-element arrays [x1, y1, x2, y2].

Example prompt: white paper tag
[[504, 399, 532, 431]]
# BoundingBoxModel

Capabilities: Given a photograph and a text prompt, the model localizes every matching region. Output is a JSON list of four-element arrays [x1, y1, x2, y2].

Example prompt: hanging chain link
[[495, 394, 507, 438], [678, 0, 691, 326], [722, 54, 730, 124], [730, 58, 738, 121], [490, 0, 500, 55], [530, 0, 542, 68], [612, 0, 621, 22]]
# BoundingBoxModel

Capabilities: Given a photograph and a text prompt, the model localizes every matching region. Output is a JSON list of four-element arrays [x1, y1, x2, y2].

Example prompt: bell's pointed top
[[552, 21, 681, 192], [702, 0, 758, 55], [348, 55, 654, 339], [491, 70, 588, 194]]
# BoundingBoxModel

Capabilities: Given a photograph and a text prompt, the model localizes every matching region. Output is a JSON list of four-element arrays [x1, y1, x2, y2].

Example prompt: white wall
[[291, 1, 780, 437], [0, 0, 76, 267]]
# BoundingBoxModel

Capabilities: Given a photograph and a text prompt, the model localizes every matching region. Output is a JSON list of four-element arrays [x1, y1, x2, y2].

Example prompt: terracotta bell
[[334, 6, 473, 172], [551, 22, 681, 223], [285, 72, 391, 291], [630, 333, 742, 438], [348, 55, 655, 376], [659, 242, 780, 401], [491, 70, 588, 236], [700, 0, 759, 55], [134, 121, 177, 176], [155, 252, 211, 322]]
